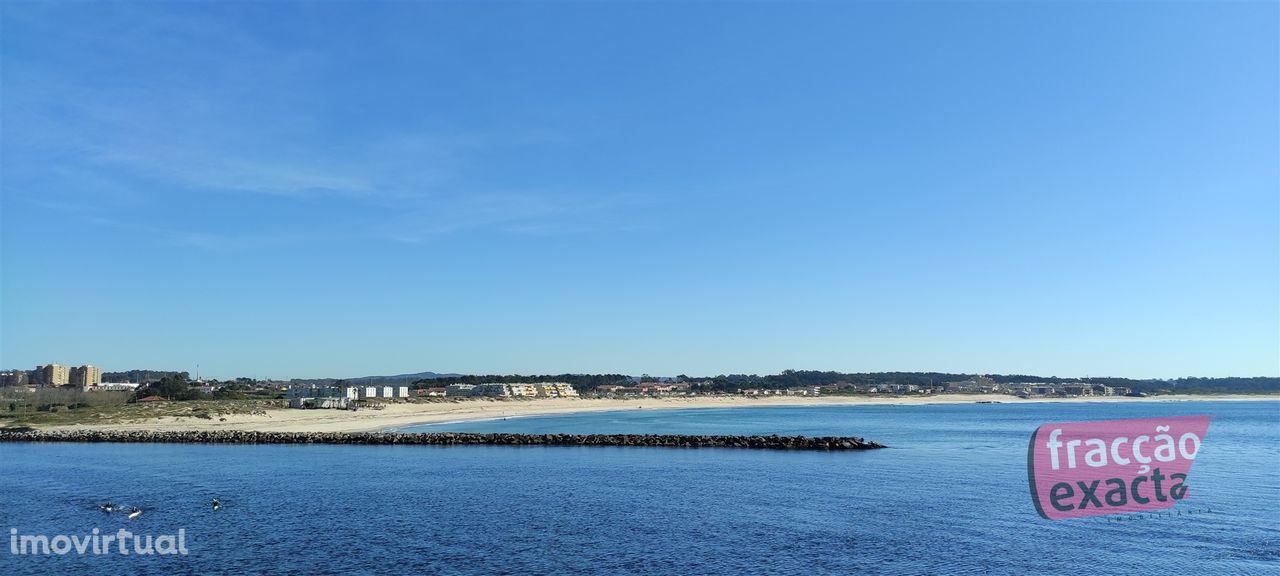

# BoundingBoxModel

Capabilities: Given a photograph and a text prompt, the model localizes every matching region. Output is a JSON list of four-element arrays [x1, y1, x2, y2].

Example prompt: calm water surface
[[2, 401, 1277, 575]]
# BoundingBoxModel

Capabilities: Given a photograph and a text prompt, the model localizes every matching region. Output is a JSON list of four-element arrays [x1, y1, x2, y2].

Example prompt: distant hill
[[351, 371, 463, 384], [289, 371, 463, 386]]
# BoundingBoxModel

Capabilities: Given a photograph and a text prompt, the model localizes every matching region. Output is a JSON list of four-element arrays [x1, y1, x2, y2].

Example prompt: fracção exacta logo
[[1027, 415, 1209, 520]]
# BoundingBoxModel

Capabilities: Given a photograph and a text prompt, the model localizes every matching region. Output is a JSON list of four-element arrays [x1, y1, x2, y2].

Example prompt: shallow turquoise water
[[2, 400, 1277, 575]]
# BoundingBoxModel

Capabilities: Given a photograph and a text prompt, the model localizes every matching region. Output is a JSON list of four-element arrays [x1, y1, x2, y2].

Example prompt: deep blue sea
[[2, 401, 1277, 575]]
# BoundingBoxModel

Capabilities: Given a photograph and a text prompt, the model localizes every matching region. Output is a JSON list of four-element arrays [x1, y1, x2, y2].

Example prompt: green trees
[[132, 373, 201, 401], [103, 370, 187, 384]]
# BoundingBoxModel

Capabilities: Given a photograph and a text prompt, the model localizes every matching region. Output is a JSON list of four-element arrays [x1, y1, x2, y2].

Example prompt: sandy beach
[[41, 393, 1278, 434]]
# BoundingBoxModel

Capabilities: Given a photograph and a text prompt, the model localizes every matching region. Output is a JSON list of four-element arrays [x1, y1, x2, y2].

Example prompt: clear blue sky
[[2, 1, 1276, 380]]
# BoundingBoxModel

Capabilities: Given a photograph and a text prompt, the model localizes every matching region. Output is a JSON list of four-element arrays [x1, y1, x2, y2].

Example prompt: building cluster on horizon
[[286, 384, 411, 409], [0, 363, 121, 391], [1, 366, 1147, 402], [813, 377, 1134, 398], [1006, 382, 1133, 398], [586, 376, 1140, 399], [593, 382, 694, 397], [439, 382, 579, 399]]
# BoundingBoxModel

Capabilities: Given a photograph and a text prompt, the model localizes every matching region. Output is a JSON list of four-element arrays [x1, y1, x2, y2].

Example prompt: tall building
[[70, 365, 103, 389], [36, 363, 70, 387], [1, 371, 30, 387]]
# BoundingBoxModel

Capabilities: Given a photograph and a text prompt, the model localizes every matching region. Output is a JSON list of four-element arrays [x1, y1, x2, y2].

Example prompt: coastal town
[[0, 363, 1273, 435], [0, 363, 1153, 409], [588, 376, 1138, 400]]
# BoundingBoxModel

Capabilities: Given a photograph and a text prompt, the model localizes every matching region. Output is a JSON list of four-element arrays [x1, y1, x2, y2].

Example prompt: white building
[[287, 385, 359, 409], [508, 384, 539, 397], [352, 385, 410, 399], [472, 383, 511, 397], [445, 384, 477, 397], [534, 382, 578, 398]]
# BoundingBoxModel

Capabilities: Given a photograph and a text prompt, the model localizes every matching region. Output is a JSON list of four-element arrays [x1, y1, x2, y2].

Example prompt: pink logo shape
[[1028, 415, 1209, 520]]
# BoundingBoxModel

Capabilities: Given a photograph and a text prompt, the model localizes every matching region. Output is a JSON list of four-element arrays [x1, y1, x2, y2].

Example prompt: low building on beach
[[286, 384, 412, 408], [508, 384, 539, 397], [471, 383, 512, 397], [534, 382, 579, 397], [443, 382, 581, 398], [445, 384, 477, 397], [1061, 383, 1094, 397], [357, 385, 409, 400], [287, 384, 359, 409]]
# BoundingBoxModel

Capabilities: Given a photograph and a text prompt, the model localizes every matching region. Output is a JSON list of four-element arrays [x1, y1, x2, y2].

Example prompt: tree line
[[417, 370, 1280, 395], [102, 370, 188, 384], [94, 368, 1279, 400]]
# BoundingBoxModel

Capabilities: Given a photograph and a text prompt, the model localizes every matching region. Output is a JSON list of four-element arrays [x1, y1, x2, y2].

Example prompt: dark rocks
[[0, 429, 885, 451]]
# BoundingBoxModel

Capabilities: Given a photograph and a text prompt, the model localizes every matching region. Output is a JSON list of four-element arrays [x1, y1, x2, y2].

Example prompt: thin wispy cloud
[[3, 0, 1274, 379], [378, 191, 658, 243], [165, 230, 309, 252], [3, 4, 656, 249]]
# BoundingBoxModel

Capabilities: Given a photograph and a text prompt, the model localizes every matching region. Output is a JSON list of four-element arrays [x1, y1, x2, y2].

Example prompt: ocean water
[[1, 400, 1277, 575]]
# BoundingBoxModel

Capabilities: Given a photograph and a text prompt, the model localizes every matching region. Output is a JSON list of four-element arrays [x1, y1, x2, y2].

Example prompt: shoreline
[[33, 393, 1279, 434]]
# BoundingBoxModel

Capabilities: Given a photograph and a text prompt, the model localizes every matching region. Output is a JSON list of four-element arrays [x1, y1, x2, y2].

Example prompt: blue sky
[[2, 1, 1276, 380]]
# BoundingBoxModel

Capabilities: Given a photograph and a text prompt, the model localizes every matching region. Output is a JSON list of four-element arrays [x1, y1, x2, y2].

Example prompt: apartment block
[[36, 363, 70, 387], [70, 365, 103, 389]]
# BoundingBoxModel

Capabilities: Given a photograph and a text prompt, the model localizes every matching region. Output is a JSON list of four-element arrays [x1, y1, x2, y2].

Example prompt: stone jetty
[[0, 429, 884, 451]]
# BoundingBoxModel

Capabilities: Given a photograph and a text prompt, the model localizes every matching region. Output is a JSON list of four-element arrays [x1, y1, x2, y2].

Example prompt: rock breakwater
[[0, 429, 884, 450]]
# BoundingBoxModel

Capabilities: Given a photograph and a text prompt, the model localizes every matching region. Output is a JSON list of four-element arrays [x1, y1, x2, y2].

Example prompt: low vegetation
[[0, 386, 282, 428]]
